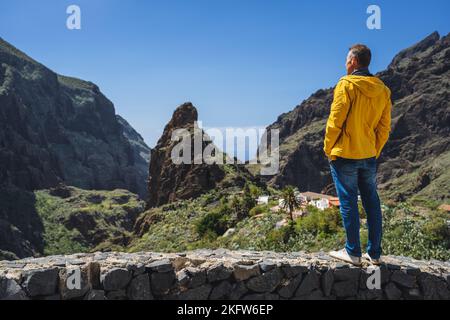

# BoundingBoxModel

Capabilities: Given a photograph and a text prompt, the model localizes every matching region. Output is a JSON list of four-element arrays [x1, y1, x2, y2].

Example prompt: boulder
[[101, 268, 132, 291]]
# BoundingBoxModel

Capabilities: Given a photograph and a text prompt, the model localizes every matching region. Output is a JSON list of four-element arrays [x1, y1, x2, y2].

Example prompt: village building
[[298, 192, 340, 210], [256, 195, 270, 205]]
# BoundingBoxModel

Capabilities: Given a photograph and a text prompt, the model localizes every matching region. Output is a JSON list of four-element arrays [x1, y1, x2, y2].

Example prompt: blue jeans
[[330, 157, 382, 259]]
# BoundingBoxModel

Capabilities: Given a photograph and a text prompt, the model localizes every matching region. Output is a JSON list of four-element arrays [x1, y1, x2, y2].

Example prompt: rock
[[418, 274, 450, 300], [379, 266, 391, 285], [126, 263, 146, 276], [357, 289, 383, 300], [222, 228, 236, 237], [127, 274, 153, 300], [210, 281, 233, 300], [207, 263, 232, 283], [333, 267, 361, 282], [332, 281, 358, 298], [360, 267, 388, 290], [106, 290, 128, 300], [295, 271, 320, 297], [321, 269, 334, 297], [178, 284, 212, 300], [386, 263, 401, 271], [404, 266, 421, 276], [246, 268, 284, 293], [384, 282, 403, 300], [0, 278, 28, 300], [84, 290, 106, 300], [146, 102, 258, 208], [177, 270, 190, 287], [405, 288, 423, 300], [86, 262, 101, 289], [304, 289, 325, 300], [67, 259, 85, 266], [100, 268, 132, 291], [391, 270, 416, 288], [185, 267, 207, 289], [146, 259, 173, 273], [228, 282, 248, 300], [172, 257, 189, 271], [23, 268, 59, 297], [59, 266, 90, 300], [278, 274, 303, 299], [151, 271, 176, 295], [233, 264, 260, 281], [259, 261, 277, 272], [281, 265, 308, 278]]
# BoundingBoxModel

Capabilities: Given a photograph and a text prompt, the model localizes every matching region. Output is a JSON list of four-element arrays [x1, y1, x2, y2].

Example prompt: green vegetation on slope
[[380, 150, 450, 203], [129, 185, 450, 261], [35, 186, 145, 256], [28, 183, 449, 261]]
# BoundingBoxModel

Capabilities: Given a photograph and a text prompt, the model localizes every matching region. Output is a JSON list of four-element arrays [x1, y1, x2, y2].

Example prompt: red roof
[[329, 199, 340, 207]]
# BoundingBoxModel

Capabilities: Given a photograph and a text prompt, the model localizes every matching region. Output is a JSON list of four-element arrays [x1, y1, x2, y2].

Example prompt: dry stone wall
[[1, 249, 449, 300]]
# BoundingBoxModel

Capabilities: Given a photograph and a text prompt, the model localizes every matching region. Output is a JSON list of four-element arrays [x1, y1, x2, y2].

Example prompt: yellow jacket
[[324, 75, 392, 160]]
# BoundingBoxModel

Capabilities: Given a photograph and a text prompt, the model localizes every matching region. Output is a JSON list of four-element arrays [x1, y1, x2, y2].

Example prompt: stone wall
[[1, 250, 449, 300]]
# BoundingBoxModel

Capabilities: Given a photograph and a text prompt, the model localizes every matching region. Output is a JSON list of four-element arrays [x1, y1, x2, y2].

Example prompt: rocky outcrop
[[258, 32, 450, 201], [116, 115, 150, 182], [1, 249, 449, 300], [147, 103, 259, 208], [0, 37, 151, 197]]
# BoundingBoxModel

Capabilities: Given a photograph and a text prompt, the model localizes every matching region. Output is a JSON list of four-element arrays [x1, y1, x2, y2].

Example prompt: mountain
[[0, 37, 151, 197], [147, 102, 261, 208], [257, 31, 450, 203], [0, 37, 151, 260]]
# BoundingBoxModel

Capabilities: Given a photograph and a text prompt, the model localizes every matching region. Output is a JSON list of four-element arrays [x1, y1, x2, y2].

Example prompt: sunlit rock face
[[147, 102, 259, 208]]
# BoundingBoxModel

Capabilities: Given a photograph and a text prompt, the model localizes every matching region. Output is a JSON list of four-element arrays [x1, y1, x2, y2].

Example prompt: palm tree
[[281, 186, 302, 221]]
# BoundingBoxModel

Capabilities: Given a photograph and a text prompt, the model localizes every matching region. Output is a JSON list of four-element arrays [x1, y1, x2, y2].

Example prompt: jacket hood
[[341, 75, 387, 98]]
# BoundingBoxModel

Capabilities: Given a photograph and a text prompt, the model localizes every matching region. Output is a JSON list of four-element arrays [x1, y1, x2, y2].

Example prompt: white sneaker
[[363, 253, 383, 266], [329, 249, 362, 266]]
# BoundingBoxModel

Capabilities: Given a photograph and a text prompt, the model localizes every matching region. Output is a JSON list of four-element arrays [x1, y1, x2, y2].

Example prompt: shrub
[[383, 217, 450, 260], [249, 205, 268, 217], [195, 207, 230, 238], [422, 214, 450, 244], [266, 223, 296, 245], [296, 206, 342, 236]]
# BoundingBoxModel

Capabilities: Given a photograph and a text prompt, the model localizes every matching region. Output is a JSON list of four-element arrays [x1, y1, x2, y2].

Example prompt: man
[[324, 44, 392, 266]]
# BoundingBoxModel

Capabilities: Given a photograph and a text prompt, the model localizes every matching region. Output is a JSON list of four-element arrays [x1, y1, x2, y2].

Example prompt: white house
[[298, 192, 340, 211], [313, 198, 330, 211], [257, 195, 270, 205]]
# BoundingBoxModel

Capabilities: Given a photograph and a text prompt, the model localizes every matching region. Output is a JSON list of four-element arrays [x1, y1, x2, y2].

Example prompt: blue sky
[[1, 0, 449, 151]]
